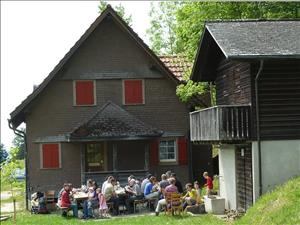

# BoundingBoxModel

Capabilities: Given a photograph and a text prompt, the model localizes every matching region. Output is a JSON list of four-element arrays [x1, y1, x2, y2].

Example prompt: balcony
[[190, 105, 251, 143]]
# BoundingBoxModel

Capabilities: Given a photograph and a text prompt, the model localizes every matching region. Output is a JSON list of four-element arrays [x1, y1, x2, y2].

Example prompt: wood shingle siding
[[216, 60, 251, 105], [253, 59, 300, 140]]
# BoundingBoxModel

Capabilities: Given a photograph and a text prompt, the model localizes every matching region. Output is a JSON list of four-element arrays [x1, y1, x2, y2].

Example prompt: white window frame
[[73, 80, 97, 106], [122, 79, 145, 105], [40, 143, 62, 169], [159, 138, 177, 162]]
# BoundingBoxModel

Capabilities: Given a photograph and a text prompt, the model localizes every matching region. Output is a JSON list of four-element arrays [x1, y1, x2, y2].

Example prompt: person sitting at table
[[170, 173, 183, 193], [141, 173, 152, 195], [144, 176, 160, 210], [60, 183, 78, 217], [155, 178, 178, 216], [124, 179, 143, 214], [182, 183, 197, 210], [102, 176, 113, 194], [159, 174, 169, 192], [104, 178, 119, 216], [82, 187, 98, 219]]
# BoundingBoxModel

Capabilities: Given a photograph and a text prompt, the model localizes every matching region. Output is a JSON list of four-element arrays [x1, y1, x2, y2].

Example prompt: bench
[[56, 204, 69, 216]]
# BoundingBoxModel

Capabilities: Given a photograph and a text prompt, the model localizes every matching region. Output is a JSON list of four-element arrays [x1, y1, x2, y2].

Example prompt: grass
[[2, 177, 300, 225], [1, 212, 226, 225], [235, 176, 300, 225]]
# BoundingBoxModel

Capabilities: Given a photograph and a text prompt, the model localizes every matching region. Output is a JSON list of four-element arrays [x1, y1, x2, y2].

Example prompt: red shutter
[[42, 144, 60, 168], [150, 139, 159, 167], [124, 80, 143, 104], [75, 81, 94, 105], [178, 137, 188, 165]]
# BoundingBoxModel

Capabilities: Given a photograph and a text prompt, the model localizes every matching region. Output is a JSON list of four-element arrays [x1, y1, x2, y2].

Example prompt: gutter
[[254, 60, 264, 196], [8, 120, 29, 210]]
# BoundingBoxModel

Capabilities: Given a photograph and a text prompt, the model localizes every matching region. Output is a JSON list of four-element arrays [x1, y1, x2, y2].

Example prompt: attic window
[[123, 79, 144, 105], [74, 80, 96, 106]]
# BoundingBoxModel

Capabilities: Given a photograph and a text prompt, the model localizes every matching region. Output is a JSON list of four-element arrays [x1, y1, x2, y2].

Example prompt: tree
[[98, 0, 132, 26], [147, 2, 182, 55], [148, 2, 300, 103], [0, 143, 8, 165], [12, 128, 26, 160]]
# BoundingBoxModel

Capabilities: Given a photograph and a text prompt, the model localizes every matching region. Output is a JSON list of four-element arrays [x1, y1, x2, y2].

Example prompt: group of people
[[51, 171, 213, 219]]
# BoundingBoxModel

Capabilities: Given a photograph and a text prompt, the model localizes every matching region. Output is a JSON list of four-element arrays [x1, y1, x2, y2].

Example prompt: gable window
[[40, 143, 61, 169], [123, 79, 144, 105], [74, 80, 96, 106], [159, 139, 177, 162]]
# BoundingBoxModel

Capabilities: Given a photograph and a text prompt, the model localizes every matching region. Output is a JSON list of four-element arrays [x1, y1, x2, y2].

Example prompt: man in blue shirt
[[144, 176, 160, 210]]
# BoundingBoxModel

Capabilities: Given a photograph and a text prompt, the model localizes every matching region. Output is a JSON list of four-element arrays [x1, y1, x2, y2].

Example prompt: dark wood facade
[[252, 60, 300, 140], [236, 145, 253, 211]]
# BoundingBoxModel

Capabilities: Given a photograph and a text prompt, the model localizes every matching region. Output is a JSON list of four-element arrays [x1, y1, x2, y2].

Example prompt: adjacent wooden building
[[9, 6, 212, 203], [190, 20, 300, 211]]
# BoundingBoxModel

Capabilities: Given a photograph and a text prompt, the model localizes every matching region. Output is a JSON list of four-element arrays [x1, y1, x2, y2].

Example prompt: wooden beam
[[112, 143, 117, 172], [144, 143, 149, 171]]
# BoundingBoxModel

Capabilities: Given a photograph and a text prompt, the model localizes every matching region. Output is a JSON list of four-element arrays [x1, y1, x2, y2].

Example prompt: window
[[159, 139, 176, 162], [40, 143, 61, 169], [85, 143, 106, 172], [123, 79, 144, 105], [74, 80, 96, 106]]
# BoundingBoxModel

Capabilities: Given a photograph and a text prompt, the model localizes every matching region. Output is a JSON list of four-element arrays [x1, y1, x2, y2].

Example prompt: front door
[[85, 143, 107, 172], [236, 145, 253, 211]]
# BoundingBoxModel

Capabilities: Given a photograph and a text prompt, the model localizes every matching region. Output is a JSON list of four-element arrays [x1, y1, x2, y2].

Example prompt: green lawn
[[2, 177, 300, 225], [1, 212, 226, 225], [235, 176, 300, 225]]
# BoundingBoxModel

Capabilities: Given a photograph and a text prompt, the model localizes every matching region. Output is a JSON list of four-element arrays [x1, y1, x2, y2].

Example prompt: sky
[[1, 1, 152, 150]]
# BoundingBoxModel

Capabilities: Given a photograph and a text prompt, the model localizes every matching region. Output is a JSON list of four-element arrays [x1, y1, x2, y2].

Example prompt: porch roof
[[69, 101, 163, 141]]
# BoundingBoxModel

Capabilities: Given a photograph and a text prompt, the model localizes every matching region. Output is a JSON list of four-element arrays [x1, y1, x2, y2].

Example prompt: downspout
[[8, 120, 29, 210], [254, 60, 264, 196]]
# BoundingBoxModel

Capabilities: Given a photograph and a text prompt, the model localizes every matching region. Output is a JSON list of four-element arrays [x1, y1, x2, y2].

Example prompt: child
[[182, 183, 197, 210], [97, 188, 108, 218], [194, 181, 202, 205], [203, 172, 213, 196]]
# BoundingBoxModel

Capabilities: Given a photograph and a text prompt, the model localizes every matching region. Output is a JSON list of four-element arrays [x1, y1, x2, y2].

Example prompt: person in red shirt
[[60, 183, 78, 217], [203, 172, 213, 196]]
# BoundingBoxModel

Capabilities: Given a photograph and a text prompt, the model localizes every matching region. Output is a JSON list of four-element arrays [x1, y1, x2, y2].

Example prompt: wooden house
[[190, 20, 300, 210], [8, 6, 212, 204]]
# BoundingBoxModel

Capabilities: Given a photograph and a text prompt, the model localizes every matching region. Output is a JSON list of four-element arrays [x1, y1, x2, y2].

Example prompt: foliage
[[147, 2, 300, 103], [1, 143, 8, 165], [98, 0, 132, 26], [147, 2, 182, 55], [1, 157, 24, 186], [176, 80, 208, 103], [12, 128, 26, 160]]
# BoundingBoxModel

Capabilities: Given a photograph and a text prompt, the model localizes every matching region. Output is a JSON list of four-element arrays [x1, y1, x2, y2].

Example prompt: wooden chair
[[133, 198, 148, 213], [165, 193, 183, 215], [45, 190, 56, 210]]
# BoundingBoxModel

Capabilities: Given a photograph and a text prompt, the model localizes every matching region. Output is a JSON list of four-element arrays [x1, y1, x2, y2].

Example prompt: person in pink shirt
[[203, 172, 213, 195], [155, 178, 178, 216]]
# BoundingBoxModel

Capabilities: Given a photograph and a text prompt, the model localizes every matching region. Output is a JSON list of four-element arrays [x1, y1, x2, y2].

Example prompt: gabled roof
[[9, 5, 180, 128], [191, 20, 300, 82], [159, 55, 192, 81], [70, 101, 163, 140]]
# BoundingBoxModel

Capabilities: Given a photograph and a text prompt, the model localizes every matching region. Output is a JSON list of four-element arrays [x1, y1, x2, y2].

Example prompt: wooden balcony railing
[[190, 105, 251, 142]]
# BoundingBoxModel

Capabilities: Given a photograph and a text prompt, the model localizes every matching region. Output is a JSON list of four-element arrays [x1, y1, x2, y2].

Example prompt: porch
[[190, 105, 251, 143], [80, 140, 151, 186]]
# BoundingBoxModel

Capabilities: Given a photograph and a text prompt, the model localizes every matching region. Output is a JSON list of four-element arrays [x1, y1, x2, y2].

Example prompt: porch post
[[80, 143, 85, 185], [144, 142, 150, 171], [112, 143, 117, 172]]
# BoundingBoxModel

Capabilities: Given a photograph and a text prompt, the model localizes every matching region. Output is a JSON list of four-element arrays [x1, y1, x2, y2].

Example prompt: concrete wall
[[252, 140, 300, 201], [219, 144, 237, 209]]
